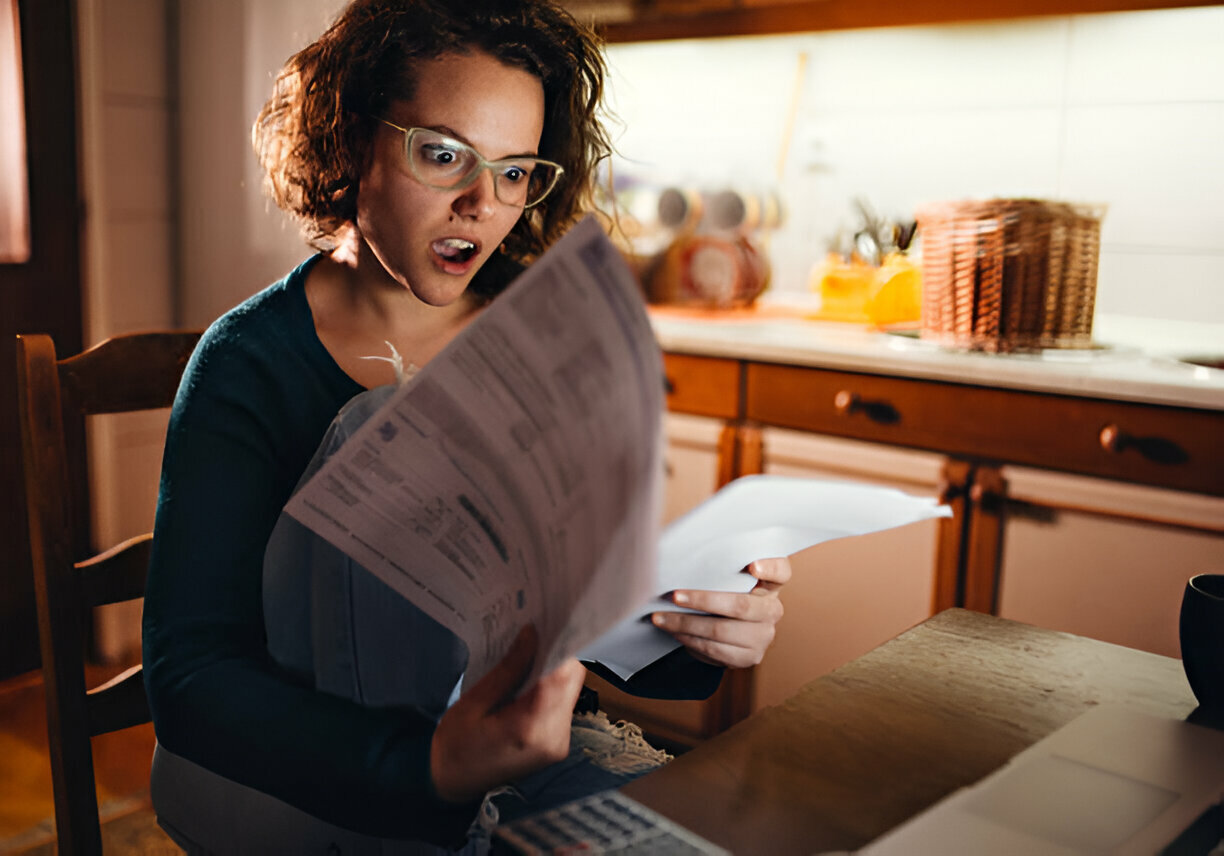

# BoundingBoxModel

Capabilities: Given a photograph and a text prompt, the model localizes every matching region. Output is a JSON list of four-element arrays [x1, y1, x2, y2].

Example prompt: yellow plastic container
[[809, 252, 922, 327], [809, 254, 874, 323], [865, 253, 922, 327]]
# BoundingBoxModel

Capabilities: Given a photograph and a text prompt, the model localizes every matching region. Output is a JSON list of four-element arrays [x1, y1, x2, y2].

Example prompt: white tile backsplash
[[1060, 103, 1224, 251], [802, 106, 1064, 210], [607, 37, 804, 186], [1095, 250, 1224, 322], [801, 17, 1069, 113], [606, 6, 1224, 324], [1066, 7, 1224, 105]]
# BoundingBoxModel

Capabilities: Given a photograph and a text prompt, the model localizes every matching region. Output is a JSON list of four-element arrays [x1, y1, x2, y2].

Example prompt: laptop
[[860, 705, 1224, 855]]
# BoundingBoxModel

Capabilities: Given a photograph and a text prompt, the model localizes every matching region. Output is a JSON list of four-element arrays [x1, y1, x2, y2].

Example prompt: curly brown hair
[[253, 0, 611, 300]]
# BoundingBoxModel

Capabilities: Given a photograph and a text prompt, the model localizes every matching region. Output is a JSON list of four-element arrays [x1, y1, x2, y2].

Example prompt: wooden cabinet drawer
[[662, 354, 741, 419], [746, 362, 1224, 496]]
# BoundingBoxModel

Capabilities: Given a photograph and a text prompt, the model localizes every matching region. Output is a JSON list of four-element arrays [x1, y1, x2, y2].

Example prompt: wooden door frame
[[1, 0, 85, 680]]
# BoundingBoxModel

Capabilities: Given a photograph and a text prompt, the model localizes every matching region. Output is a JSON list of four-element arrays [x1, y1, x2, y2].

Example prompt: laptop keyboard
[[492, 789, 730, 855]]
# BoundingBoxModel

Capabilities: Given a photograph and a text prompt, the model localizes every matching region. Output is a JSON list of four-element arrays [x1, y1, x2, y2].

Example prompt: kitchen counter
[[612, 305, 1222, 745], [649, 309, 1224, 411]]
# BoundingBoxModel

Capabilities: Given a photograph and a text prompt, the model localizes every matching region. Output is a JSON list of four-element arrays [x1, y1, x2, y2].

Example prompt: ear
[[330, 221, 363, 268]]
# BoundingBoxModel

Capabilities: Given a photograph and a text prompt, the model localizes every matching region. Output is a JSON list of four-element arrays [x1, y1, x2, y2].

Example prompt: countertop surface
[[649, 306, 1224, 411]]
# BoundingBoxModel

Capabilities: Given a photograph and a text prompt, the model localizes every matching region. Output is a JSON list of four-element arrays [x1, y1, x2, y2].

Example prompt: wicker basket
[[915, 198, 1105, 352]]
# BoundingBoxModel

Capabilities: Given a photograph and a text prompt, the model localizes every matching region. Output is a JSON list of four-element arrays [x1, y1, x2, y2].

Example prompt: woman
[[143, 0, 789, 851]]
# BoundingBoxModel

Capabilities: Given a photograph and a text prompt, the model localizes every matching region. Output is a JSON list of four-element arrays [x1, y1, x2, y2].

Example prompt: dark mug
[[1180, 574, 1224, 710]]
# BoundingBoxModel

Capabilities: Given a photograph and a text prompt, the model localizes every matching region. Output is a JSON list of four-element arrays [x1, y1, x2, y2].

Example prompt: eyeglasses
[[379, 119, 564, 209]]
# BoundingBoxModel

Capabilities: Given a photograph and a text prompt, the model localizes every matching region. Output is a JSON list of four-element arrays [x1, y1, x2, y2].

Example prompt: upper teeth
[[440, 238, 475, 251]]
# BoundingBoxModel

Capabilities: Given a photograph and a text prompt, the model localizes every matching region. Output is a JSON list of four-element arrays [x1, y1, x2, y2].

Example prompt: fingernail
[[652, 613, 667, 627], [673, 591, 689, 605]]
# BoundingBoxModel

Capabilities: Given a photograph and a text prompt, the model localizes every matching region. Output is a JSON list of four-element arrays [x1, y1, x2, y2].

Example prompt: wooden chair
[[15, 331, 201, 856]]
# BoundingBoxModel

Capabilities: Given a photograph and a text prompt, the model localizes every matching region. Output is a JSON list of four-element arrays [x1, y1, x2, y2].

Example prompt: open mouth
[[432, 237, 479, 266]]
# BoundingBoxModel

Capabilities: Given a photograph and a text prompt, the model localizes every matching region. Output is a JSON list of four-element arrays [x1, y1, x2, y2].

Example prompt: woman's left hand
[[651, 557, 792, 669]]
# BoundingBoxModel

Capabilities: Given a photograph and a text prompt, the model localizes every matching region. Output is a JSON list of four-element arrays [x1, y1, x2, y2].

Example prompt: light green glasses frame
[[379, 119, 563, 209]]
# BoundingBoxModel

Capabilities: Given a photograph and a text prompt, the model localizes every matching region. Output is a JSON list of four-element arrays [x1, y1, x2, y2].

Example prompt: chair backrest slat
[[77, 534, 153, 607], [86, 665, 150, 737], [15, 330, 200, 856], [58, 332, 197, 415]]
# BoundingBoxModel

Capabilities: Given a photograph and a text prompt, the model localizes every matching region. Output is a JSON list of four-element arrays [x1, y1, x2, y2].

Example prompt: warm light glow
[[0, 0, 30, 263]]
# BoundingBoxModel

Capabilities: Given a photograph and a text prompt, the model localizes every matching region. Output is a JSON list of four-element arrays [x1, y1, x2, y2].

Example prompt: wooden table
[[621, 608, 1200, 856]]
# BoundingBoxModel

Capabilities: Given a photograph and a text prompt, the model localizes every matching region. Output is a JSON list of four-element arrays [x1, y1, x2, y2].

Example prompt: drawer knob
[[833, 389, 900, 425], [1098, 423, 1188, 465], [833, 389, 858, 414], [969, 481, 1006, 513], [1099, 423, 1126, 453]]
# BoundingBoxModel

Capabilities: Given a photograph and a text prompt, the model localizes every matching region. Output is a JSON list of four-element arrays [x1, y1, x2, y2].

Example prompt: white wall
[[605, 7, 1224, 324], [80, 0, 175, 340], [174, 4, 1224, 328], [78, 0, 178, 661], [177, 0, 343, 328]]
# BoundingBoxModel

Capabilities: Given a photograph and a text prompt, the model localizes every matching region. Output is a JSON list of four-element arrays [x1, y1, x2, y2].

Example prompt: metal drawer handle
[[833, 389, 900, 425], [1098, 423, 1188, 465]]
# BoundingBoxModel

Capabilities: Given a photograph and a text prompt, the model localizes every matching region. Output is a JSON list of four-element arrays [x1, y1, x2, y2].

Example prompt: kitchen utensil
[[854, 231, 881, 267]]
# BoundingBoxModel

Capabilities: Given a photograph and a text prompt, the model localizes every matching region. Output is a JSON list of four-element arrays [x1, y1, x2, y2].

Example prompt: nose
[[452, 167, 498, 220]]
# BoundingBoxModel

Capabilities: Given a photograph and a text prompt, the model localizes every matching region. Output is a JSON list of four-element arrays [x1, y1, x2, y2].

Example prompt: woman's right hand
[[429, 625, 585, 804]]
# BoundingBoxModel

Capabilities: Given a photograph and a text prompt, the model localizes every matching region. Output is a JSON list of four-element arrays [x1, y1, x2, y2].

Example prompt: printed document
[[286, 216, 951, 689], [580, 475, 951, 679], [287, 217, 665, 686]]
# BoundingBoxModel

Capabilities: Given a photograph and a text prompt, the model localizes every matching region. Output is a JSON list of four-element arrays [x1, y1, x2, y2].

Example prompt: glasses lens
[[403, 126, 561, 207], [494, 160, 559, 208], [406, 129, 479, 188]]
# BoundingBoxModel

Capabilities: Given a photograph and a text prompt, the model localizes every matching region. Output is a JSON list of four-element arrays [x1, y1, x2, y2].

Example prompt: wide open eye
[[421, 144, 459, 166], [504, 161, 560, 208], [498, 162, 531, 185], [410, 131, 477, 185]]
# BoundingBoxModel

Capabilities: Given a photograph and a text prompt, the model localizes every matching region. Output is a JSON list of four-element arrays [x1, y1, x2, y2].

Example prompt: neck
[[305, 233, 481, 388], [332, 228, 478, 331]]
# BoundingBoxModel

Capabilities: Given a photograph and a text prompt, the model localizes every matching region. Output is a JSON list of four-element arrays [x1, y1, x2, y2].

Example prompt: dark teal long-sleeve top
[[142, 255, 722, 845]]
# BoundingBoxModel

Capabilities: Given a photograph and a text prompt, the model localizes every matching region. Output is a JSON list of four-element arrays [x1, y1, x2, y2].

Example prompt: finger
[[504, 657, 585, 718], [652, 609, 777, 651], [746, 557, 792, 590], [464, 624, 538, 711], [546, 659, 588, 699], [669, 589, 783, 623], [500, 659, 585, 754], [671, 632, 765, 669], [531, 658, 586, 701]]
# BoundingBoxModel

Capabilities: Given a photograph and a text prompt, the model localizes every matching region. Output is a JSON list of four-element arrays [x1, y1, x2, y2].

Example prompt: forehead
[[394, 50, 546, 157]]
